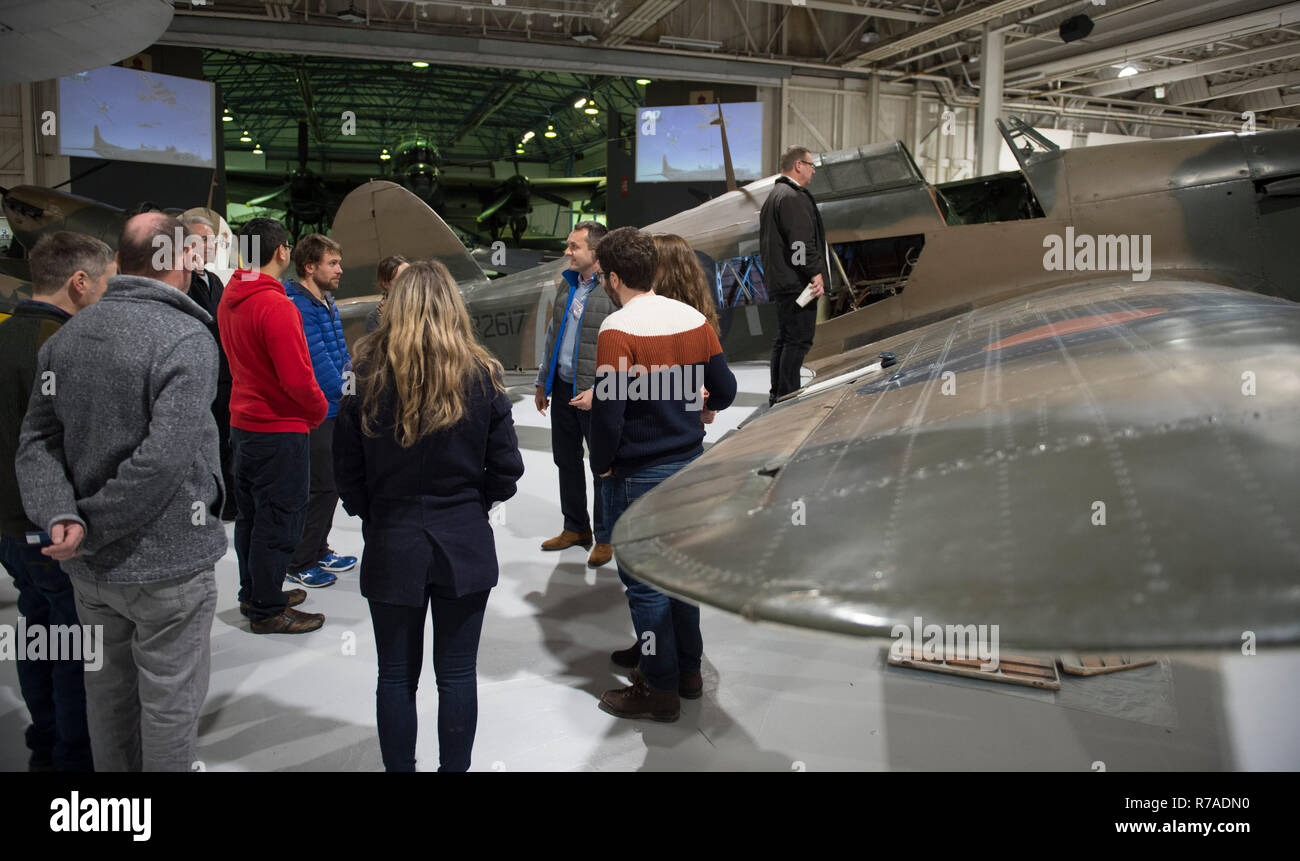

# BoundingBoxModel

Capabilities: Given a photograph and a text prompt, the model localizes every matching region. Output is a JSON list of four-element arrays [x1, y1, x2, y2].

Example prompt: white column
[[977, 23, 1005, 176]]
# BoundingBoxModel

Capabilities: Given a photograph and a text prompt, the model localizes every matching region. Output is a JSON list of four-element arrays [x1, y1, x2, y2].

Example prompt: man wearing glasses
[[218, 220, 329, 634], [759, 146, 828, 405]]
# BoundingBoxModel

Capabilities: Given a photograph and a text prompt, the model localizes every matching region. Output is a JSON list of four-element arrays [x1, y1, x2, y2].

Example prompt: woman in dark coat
[[334, 259, 523, 772]]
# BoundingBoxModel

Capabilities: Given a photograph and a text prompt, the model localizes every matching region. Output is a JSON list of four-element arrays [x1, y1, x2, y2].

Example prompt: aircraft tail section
[[332, 180, 487, 300]]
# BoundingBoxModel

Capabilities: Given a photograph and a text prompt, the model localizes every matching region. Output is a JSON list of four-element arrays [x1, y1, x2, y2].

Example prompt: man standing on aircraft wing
[[760, 146, 828, 405], [534, 220, 617, 567], [590, 227, 736, 721]]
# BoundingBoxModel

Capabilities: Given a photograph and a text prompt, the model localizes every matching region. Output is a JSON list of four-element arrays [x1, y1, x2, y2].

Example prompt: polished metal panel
[[614, 279, 1300, 650]]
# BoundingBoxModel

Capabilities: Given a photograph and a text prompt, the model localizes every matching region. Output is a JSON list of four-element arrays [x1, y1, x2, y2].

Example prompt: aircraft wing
[[611, 278, 1300, 650]]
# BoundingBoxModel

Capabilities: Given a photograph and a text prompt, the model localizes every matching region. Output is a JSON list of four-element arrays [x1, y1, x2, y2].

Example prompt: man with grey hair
[[760, 145, 828, 404], [16, 212, 226, 771], [0, 231, 113, 771], [183, 213, 235, 520]]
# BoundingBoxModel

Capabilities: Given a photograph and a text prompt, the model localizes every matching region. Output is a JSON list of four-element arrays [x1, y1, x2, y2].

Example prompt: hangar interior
[[0, 0, 1297, 771]]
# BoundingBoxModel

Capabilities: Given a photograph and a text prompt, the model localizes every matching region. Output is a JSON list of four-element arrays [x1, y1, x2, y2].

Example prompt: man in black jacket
[[759, 146, 828, 405], [183, 215, 236, 520], [0, 231, 113, 771]]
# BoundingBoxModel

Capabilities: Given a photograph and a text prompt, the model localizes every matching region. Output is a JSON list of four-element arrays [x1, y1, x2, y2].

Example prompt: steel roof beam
[[846, 0, 1043, 67], [1075, 40, 1300, 97], [166, 13, 790, 84]]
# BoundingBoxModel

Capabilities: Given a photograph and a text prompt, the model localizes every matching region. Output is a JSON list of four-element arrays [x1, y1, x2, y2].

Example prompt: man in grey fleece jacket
[[16, 212, 226, 772]]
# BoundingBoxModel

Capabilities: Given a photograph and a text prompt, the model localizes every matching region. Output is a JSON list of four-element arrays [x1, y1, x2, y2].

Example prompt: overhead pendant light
[[522, 130, 535, 143], [380, 147, 391, 161], [515, 145, 525, 154], [1117, 64, 1139, 78], [222, 110, 233, 122], [252, 144, 263, 154], [544, 124, 557, 138], [573, 96, 587, 109], [636, 78, 651, 86], [239, 131, 252, 142], [584, 103, 599, 115], [411, 61, 429, 68]]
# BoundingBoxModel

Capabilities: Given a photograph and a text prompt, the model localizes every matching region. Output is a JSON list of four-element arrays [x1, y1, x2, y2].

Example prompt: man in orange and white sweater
[[590, 226, 736, 722]]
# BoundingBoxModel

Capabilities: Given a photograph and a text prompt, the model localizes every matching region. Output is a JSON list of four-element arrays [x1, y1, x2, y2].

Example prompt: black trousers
[[769, 295, 818, 404], [550, 377, 607, 543], [289, 416, 340, 574], [232, 429, 309, 620], [214, 380, 235, 519]]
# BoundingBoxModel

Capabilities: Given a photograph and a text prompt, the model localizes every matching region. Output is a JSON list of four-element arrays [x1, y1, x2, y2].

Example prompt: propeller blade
[[532, 188, 572, 207], [477, 188, 514, 223], [246, 183, 292, 207]]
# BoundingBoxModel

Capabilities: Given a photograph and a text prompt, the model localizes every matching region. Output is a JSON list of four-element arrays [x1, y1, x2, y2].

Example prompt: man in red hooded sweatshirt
[[218, 219, 329, 634]]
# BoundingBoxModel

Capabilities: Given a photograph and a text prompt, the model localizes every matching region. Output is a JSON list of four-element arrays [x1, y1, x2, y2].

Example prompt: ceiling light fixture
[[636, 78, 651, 86], [252, 144, 263, 154], [222, 111, 233, 122], [573, 97, 588, 109], [522, 130, 535, 142], [584, 103, 599, 115], [1117, 64, 1139, 78], [658, 35, 722, 51], [411, 61, 429, 68], [1154, 85, 1166, 99], [544, 124, 557, 138], [516, 146, 525, 154], [860, 26, 880, 45], [337, 4, 366, 24], [239, 132, 252, 142]]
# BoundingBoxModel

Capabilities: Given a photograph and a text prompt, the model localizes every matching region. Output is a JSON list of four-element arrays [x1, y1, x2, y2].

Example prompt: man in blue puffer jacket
[[282, 234, 355, 588]]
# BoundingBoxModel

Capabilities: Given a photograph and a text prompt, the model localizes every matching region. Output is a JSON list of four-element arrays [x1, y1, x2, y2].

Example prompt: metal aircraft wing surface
[[611, 279, 1300, 650]]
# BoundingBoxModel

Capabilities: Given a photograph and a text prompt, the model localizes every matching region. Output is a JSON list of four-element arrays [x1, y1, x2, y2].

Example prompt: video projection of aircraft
[[611, 121, 1300, 653]]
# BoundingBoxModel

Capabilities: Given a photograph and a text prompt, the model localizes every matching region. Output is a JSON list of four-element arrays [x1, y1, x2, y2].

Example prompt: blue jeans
[[368, 585, 490, 772], [0, 536, 93, 771], [605, 458, 702, 692]]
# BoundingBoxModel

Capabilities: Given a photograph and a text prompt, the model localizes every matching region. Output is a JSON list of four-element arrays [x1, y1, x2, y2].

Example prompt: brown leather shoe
[[587, 542, 613, 567], [599, 674, 680, 722], [239, 589, 307, 618], [541, 529, 593, 551], [250, 606, 325, 634], [632, 665, 703, 700]]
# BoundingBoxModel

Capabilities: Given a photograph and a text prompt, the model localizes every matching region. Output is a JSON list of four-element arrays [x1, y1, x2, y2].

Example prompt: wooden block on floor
[[888, 648, 1061, 691]]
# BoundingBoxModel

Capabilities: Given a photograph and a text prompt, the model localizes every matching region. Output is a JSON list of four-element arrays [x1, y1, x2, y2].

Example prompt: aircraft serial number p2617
[[474, 311, 527, 340], [1125, 798, 1250, 810]]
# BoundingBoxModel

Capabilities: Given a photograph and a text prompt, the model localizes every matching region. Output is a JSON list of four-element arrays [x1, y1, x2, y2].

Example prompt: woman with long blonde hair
[[650, 233, 721, 335], [334, 259, 523, 772]]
